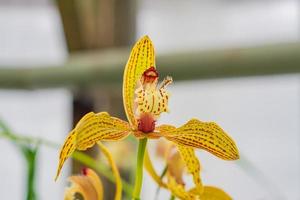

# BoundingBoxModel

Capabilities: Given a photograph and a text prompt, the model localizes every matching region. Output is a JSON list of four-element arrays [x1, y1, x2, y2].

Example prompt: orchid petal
[[166, 145, 185, 186], [97, 142, 122, 200], [55, 112, 131, 180], [135, 76, 172, 117], [200, 186, 232, 200], [167, 175, 196, 200], [84, 168, 104, 200], [123, 35, 156, 127], [177, 145, 203, 194], [64, 168, 103, 200], [157, 119, 239, 160], [55, 130, 76, 181], [75, 112, 131, 150]]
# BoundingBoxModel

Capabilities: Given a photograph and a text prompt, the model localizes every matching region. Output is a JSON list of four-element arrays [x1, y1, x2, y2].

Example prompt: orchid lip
[[134, 67, 172, 124]]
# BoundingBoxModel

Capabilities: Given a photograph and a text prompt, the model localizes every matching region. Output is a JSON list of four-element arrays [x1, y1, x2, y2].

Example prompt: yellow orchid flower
[[146, 139, 232, 200], [64, 142, 122, 200], [55, 35, 239, 199], [64, 168, 103, 200]]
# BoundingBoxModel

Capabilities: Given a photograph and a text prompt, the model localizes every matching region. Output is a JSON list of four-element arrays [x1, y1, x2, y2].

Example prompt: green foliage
[[0, 120, 38, 200]]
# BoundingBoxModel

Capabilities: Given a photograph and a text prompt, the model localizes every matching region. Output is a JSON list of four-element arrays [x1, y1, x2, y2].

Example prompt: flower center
[[137, 113, 156, 133], [135, 67, 172, 133]]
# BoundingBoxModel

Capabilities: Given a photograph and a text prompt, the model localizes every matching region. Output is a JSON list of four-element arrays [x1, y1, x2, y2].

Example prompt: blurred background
[[0, 0, 299, 199]]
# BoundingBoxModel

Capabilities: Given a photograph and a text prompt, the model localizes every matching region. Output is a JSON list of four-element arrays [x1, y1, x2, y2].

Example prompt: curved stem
[[132, 138, 148, 200]]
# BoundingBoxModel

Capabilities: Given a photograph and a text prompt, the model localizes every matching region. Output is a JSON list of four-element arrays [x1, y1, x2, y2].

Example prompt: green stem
[[169, 195, 175, 200], [0, 120, 39, 200], [132, 138, 148, 200], [23, 147, 38, 200]]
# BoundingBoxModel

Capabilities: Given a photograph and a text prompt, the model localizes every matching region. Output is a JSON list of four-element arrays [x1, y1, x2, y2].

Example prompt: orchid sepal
[[55, 112, 131, 180], [123, 36, 156, 127], [157, 119, 239, 161]]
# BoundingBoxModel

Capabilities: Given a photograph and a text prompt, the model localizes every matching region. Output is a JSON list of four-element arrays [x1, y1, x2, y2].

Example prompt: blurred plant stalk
[[0, 120, 38, 200], [0, 42, 299, 90]]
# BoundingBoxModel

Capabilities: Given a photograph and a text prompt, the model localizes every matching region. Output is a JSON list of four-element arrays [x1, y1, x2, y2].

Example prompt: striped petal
[[123, 35, 156, 127], [56, 130, 76, 181], [75, 112, 131, 150], [55, 112, 131, 180], [177, 145, 203, 194], [135, 76, 172, 118], [164, 144, 203, 199], [97, 142, 122, 200], [157, 119, 239, 160]]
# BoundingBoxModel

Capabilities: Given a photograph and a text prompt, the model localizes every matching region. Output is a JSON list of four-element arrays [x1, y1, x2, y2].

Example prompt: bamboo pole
[[0, 42, 299, 89]]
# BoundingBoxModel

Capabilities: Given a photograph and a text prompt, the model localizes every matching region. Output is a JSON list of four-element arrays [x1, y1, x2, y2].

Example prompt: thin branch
[[0, 42, 299, 89]]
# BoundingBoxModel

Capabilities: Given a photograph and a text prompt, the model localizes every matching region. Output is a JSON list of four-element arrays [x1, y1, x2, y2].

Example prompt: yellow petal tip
[[140, 35, 151, 41], [234, 151, 240, 160]]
